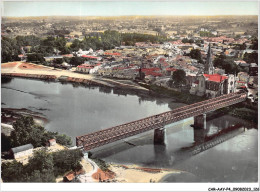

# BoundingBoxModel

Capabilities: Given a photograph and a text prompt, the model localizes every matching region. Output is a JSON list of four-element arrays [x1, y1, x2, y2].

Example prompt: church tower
[[205, 43, 214, 75]]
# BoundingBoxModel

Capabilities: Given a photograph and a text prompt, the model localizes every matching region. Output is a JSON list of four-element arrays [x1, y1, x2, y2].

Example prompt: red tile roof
[[77, 65, 94, 69], [166, 68, 177, 71], [62, 54, 74, 57], [135, 68, 161, 72], [64, 173, 75, 181], [81, 55, 98, 59], [203, 74, 227, 83], [145, 71, 162, 76], [49, 139, 56, 142], [104, 52, 121, 56]]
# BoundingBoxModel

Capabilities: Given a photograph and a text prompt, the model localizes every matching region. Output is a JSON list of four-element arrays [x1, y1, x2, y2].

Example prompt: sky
[[2, 1, 259, 17]]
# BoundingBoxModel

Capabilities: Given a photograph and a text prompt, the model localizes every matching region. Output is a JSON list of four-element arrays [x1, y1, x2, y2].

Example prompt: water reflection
[[1, 77, 13, 84]]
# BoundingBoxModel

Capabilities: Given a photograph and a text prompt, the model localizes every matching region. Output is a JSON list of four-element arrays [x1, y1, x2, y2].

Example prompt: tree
[[24, 149, 56, 182], [213, 54, 240, 74], [244, 52, 258, 64], [70, 56, 85, 66], [250, 37, 258, 50], [199, 31, 215, 37], [26, 53, 45, 63], [195, 39, 204, 46], [172, 69, 186, 87], [56, 134, 72, 146], [10, 116, 45, 147], [1, 37, 20, 62], [27, 149, 54, 172], [189, 49, 203, 63], [53, 58, 64, 64], [52, 149, 83, 176], [2, 148, 83, 182], [234, 43, 247, 50], [1, 160, 24, 182], [182, 38, 194, 44]]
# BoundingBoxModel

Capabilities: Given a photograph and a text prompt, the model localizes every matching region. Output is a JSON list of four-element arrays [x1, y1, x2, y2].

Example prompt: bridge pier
[[154, 127, 166, 145], [194, 113, 206, 129]]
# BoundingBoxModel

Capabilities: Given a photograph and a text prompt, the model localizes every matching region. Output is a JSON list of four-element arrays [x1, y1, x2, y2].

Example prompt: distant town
[[2, 16, 258, 99]]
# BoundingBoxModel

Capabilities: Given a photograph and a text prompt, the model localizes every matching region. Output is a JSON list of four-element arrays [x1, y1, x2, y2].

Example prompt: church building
[[190, 44, 236, 98]]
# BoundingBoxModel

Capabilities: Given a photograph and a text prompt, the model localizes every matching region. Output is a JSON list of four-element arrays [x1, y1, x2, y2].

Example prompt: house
[[10, 144, 33, 159], [63, 172, 75, 182], [18, 54, 27, 61], [63, 169, 85, 182], [47, 139, 56, 147], [76, 64, 94, 73]]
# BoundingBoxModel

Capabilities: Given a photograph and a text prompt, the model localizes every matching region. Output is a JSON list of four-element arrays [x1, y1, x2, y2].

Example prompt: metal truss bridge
[[76, 92, 247, 151]]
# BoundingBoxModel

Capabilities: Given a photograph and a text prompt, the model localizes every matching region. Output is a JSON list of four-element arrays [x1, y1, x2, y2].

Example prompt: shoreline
[[96, 163, 182, 183], [1, 61, 149, 94]]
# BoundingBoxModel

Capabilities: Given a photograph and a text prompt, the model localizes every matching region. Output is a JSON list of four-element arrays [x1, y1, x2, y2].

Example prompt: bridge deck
[[76, 93, 247, 151]]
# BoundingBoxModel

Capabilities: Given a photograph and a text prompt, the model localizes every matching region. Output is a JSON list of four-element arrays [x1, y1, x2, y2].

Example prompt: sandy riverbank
[[78, 160, 181, 183], [107, 163, 181, 183]]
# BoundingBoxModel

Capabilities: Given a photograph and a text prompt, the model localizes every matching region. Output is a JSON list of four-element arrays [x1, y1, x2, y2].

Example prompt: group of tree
[[199, 31, 215, 37], [121, 32, 167, 46], [194, 39, 204, 47], [243, 51, 258, 64], [213, 54, 241, 74], [181, 38, 194, 44], [1, 116, 72, 152], [233, 43, 247, 50], [250, 37, 258, 50], [1, 148, 83, 182], [171, 69, 186, 87], [2, 30, 169, 63], [188, 49, 203, 63], [70, 30, 168, 51], [2, 35, 70, 63], [1, 37, 20, 62]]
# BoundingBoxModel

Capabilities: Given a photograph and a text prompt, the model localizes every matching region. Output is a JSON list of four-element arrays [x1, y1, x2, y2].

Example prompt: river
[[1, 77, 258, 182]]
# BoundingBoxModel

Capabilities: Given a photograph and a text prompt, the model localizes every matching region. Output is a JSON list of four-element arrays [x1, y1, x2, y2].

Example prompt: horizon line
[[3, 14, 258, 18]]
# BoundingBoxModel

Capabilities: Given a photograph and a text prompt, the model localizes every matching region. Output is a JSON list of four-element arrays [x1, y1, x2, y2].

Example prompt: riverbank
[[1, 61, 149, 94], [108, 163, 181, 183], [1, 108, 48, 126]]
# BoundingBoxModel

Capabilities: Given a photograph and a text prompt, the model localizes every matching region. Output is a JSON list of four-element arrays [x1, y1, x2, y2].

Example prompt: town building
[[47, 139, 56, 147], [10, 144, 34, 159], [190, 44, 236, 97], [76, 64, 94, 73]]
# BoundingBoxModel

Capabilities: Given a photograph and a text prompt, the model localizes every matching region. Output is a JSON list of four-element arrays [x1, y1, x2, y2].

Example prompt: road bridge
[[76, 92, 247, 151]]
